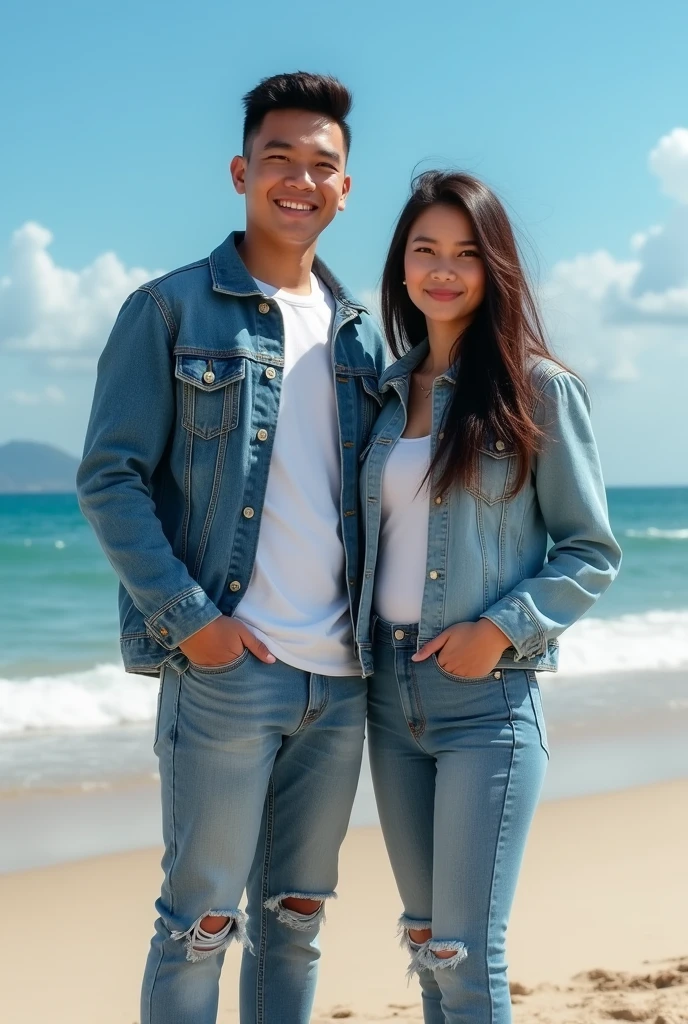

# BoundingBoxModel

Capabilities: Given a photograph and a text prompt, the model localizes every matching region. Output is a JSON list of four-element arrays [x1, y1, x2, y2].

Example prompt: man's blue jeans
[[141, 650, 366, 1024], [367, 619, 548, 1024]]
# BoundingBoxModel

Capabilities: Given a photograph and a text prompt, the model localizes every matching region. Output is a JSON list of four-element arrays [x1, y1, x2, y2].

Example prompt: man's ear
[[337, 174, 352, 212], [230, 155, 247, 195]]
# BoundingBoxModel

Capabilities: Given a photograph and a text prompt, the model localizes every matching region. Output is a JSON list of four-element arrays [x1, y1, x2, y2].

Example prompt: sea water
[[1, 489, 687, 866]]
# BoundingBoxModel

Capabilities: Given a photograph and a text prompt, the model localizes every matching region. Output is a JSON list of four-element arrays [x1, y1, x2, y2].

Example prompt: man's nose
[[284, 167, 317, 190]]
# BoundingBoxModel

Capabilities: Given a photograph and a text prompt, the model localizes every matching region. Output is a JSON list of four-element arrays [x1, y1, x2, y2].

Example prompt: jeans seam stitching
[[256, 775, 275, 1024], [485, 679, 516, 1024]]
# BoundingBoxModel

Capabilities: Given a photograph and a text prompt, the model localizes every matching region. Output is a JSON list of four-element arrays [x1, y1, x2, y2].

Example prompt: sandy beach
[[1, 778, 687, 1024]]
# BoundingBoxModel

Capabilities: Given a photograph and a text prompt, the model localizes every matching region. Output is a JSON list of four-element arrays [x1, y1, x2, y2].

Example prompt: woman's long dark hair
[[381, 171, 560, 497]]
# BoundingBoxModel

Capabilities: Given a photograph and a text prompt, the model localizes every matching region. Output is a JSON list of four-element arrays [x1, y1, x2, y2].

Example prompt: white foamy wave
[[0, 664, 158, 735], [559, 611, 688, 676], [624, 527, 688, 540]]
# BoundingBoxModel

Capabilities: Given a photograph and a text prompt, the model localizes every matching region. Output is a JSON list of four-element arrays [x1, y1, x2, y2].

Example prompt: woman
[[356, 172, 621, 1023]]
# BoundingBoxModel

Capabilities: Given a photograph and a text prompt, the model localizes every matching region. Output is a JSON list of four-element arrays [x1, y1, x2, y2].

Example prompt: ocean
[[1, 488, 687, 870]]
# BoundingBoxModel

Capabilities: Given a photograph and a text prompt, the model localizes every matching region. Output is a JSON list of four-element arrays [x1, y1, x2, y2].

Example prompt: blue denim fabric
[[141, 654, 367, 1024], [356, 343, 622, 675], [367, 618, 548, 1024], [77, 232, 386, 675]]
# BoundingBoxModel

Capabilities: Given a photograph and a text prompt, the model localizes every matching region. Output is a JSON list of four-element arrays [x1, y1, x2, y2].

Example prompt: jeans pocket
[[431, 654, 498, 684], [186, 647, 250, 675], [526, 670, 550, 758]]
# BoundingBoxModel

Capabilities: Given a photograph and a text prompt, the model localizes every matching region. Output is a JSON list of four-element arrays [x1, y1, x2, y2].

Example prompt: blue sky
[[2, 0, 687, 484]]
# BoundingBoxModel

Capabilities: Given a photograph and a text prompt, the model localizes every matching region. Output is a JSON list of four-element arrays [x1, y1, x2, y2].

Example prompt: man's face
[[230, 109, 350, 247]]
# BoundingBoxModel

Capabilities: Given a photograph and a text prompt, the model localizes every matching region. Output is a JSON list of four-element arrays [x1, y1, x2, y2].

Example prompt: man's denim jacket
[[77, 232, 387, 676], [355, 341, 622, 677]]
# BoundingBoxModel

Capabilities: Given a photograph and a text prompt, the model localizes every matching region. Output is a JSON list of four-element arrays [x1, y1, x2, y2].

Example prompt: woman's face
[[403, 204, 486, 330]]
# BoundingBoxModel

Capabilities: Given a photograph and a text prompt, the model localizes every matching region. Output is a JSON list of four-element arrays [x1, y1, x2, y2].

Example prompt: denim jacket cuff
[[145, 586, 223, 650], [480, 596, 547, 662]]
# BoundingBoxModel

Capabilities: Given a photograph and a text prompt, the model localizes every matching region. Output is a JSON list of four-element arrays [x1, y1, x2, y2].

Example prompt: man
[[77, 72, 386, 1024]]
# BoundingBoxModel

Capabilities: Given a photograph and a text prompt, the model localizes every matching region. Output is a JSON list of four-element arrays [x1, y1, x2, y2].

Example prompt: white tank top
[[373, 435, 431, 624]]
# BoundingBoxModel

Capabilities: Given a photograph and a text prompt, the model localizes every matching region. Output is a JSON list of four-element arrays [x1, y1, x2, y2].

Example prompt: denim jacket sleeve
[[76, 288, 222, 651], [480, 370, 622, 660]]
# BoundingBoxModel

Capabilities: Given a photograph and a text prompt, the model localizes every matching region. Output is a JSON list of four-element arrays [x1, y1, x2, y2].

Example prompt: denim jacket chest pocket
[[175, 355, 245, 439], [466, 433, 517, 505]]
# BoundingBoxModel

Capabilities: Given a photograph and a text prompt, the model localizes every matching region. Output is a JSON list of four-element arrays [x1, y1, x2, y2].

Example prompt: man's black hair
[[242, 71, 352, 156]]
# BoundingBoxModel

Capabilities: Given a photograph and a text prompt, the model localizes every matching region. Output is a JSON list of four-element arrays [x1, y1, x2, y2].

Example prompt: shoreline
[[3, 688, 688, 873], [1, 779, 687, 1023]]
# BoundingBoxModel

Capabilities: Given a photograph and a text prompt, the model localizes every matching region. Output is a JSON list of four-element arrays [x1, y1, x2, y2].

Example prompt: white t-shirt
[[234, 273, 360, 677], [374, 435, 431, 624]]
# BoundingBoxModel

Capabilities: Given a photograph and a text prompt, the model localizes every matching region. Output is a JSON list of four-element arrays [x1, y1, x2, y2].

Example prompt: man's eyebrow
[[261, 139, 342, 163], [411, 234, 478, 245]]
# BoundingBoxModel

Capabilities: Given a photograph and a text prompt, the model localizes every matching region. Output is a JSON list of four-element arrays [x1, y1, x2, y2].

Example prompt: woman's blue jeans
[[141, 652, 367, 1024], [367, 618, 549, 1024]]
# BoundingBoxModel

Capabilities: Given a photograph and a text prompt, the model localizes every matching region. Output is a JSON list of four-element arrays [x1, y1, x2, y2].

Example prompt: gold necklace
[[413, 370, 436, 399]]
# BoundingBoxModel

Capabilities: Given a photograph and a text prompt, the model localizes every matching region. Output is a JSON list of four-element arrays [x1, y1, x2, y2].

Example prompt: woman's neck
[[421, 316, 471, 374]]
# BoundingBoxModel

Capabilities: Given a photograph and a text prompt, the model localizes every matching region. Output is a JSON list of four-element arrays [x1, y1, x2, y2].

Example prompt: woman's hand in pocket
[[412, 619, 510, 677], [179, 616, 276, 667]]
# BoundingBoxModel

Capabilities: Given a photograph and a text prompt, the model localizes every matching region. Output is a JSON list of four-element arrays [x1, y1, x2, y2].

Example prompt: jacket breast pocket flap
[[468, 434, 516, 505], [175, 355, 245, 439]]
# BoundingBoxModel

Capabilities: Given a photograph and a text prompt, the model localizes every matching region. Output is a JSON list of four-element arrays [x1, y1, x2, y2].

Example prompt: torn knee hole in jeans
[[264, 891, 335, 931], [409, 940, 469, 977], [398, 915, 468, 977], [171, 909, 251, 962]]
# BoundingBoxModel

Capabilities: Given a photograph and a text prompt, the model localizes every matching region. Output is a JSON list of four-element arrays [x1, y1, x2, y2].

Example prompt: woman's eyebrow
[[411, 234, 478, 245]]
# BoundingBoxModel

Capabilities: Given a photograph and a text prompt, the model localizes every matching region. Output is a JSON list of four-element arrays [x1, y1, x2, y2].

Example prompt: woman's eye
[[414, 247, 434, 254], [459, 249, 481, 258]]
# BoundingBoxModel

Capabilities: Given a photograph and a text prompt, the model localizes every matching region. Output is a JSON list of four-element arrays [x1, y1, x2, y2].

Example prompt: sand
[[1, 778, 687, 1023]]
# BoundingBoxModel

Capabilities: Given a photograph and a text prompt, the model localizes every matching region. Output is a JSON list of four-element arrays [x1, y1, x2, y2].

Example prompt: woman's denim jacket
[[77, 232, 386, 676], [355, 341, 622, 677]]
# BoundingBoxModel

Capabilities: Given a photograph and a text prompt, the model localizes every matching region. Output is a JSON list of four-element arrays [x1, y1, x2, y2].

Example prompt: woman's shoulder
[[526, 355, 591, 428], [527, 354, 587, 401]]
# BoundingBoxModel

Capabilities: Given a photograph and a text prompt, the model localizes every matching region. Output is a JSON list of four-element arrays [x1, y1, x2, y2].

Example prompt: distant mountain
[[0, 441, 80, 493]]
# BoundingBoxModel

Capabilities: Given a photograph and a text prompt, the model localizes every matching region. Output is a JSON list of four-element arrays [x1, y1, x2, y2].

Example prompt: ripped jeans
[[141, 652, 366, 1024], [367, 619, 548, 1024]]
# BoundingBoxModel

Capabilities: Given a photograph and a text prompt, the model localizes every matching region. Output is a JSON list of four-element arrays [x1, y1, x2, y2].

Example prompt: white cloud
[[649, 128, 688, 204], [544, 127, 688, 380], [0, 223, 161, 363], [8, 386, 66, 406]]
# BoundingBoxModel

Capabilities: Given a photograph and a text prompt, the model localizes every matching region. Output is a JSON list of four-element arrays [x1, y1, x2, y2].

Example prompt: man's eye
[[317, 163, 338, 171]]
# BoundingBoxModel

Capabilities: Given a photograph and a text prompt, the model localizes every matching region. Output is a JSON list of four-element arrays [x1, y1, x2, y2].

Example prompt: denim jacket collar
[[379, 338, 459, 394], [209, 231, 368, 313]]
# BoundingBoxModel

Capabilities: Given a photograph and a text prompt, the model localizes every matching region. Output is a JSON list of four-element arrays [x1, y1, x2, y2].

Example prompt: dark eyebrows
[[411, 234, 478, 245], [261, 139, 342, 164]]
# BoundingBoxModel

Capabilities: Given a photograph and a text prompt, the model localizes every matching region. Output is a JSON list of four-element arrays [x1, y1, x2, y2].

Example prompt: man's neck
[[237, 226, 317, 295]]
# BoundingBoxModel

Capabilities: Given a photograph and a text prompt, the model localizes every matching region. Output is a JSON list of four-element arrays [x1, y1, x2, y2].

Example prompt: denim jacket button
[[243, 506, 255, 519], [495, 440, 506, 451], [228, 580, 241, 592], [256, 429, 268, 442], [202, 370, 216, 384], [258, 302, 270, 314], [434, 496, 443, 505], [265, 367, 276, 380], [429, 570, 439, 580], [394, 629, 406, 640]]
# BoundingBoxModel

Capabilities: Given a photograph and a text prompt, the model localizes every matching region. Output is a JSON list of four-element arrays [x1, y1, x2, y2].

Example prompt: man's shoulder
[[137, 258, 212, 301]]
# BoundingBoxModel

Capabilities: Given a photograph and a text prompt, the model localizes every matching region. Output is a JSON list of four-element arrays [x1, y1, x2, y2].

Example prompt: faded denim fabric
[[77, 232, 386, 675], [141, 653, 367, 1024], [367, 619, 548, 1024], [356, 341, 622, 675]]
